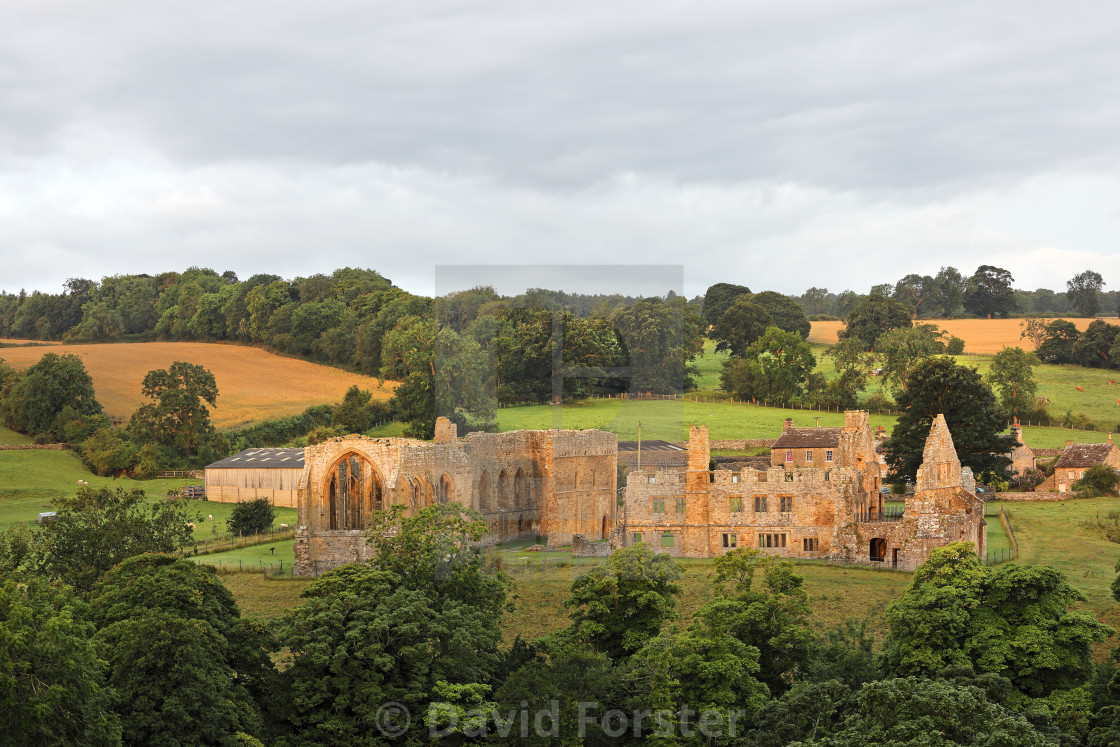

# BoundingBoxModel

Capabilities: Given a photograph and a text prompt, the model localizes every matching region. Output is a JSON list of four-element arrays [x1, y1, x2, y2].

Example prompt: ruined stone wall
[[622, 463, 863, 559], [295, 426, 618, 575], [539, 429, 618, 547]]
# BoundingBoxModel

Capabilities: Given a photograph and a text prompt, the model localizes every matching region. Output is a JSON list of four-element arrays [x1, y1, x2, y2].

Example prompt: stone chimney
[[783, 418, 794, 432], [1010, 423, 1023, 445], [1067, 439, 1074, 448], [434, 417, 457, 443]]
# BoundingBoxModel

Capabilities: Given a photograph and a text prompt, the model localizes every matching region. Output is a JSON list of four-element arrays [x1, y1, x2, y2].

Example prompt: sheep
[[187, 522, 196, 529], [279, 523, 289, 529], [208, 514, 213, 521]]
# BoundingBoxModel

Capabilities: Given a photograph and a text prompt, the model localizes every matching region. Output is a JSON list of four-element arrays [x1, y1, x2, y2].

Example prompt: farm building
[[1035, 436, 1120, 493], [204, 448, 305, 507]]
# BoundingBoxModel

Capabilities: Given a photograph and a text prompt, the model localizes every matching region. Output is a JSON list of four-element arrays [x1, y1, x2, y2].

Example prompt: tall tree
[[34, 486, 193, 592], [880, 543, 1112, 700], [799, 287, 833, 316], [931, 266, 966, 317], [711, 298, 771, 357], [751, 291, 812, 339], [0, 577, 121, 745], [1, 352, 102, 436], [1036, 320, 1081, 364], [988, 347, 1041, 418], [874, 324, 946, 393], [892, 274, 935, 318], [700, 283, 751, 328], [1073, 319, 1120, 368], [566, 543, 684, 661], [128, 361, 220, 457], [881, 357, 1015, 481], [964, 265, 1016, 319], [611, 297, 704, 393], [837, 294, 912, 350], [720, 326, 816, 403], [89, 555, 275, 745], [1066, 270, 1105, 318]]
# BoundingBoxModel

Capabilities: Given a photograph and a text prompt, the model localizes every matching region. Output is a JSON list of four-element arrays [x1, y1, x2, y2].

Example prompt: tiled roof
[[206, 448, 305, 470], [771, 428, 842, 450], [1055, 443, 1117, 469]]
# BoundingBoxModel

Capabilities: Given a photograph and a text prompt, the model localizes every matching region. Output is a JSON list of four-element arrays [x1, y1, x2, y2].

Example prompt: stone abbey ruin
[[293, 411, 985, 576]]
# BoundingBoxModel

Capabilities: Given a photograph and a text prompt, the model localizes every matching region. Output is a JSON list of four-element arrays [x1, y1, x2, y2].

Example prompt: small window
[[675, 496, 687, 513], [825, 450, 834, 463], [722, 533, 738, 548], [661, 531, 675, 548], [732, 474, 740, 483], [652, 498, 665, 513], [648, 474, 656, 484], [784, 471, 794, 482], [785, 450, 793, 462], [729, 496, 743, 513], [758, 533, 787, 549], [805, 450, 813, 461], [1069, 471, 1076, 479], [803, 537, 818, 552], [754, 495, 768, 512], [632, 532, 643, 543], [780, 496, 793, 512], [709, 472, 715, 483], [824, 470, 831, 482]]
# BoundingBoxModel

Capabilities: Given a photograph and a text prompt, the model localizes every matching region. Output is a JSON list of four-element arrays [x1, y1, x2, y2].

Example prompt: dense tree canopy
[[128, 361, 221, 458], [837, 294, 912, 350], [1067, 270, 1105, 318], [0, 577, 121, 745], [988, 346, 1041, 418], [964, 265, 1017, 318], [0, 352, 102, 436], [711, 297, 771, 357], [881, 357, 1015, 481], [700, 282, 751, 327], [720, 327, 816, 403], [880, 543, 1112, 703]]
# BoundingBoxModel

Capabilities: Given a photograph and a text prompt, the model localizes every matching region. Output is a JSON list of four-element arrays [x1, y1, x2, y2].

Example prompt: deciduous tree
[[1067, 270, 1105, 318], [720, 327, 816, 403], [837, 294, 912, 350], [1, 352, 102, 436], [964, 265, 1016, 319], [711, 298, 771, 357], [874, 324, 946, 393], [128, 361, 220, 458], [881, 358, 1015, 481], [988, 346, 1041, 418]]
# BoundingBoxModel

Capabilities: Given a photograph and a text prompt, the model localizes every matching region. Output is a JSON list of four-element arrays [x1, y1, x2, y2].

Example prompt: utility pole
[[637, 420, 642, 472]]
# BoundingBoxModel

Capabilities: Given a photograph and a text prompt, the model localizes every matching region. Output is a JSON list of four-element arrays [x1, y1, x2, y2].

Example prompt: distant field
[[496, 398, 899, 442], [0, 342, 395, 429], [808, 317, 1118, 354]]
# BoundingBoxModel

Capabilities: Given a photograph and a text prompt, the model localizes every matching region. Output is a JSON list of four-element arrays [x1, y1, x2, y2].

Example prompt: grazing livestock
[[1077, 386, 1084, 392]]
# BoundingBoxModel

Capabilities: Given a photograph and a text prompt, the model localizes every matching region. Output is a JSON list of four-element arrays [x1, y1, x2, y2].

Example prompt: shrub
[[862, 391, 894, 413], [945, 336, 965, 355], [228, 498, 276, 537], [1074, 464, 1120, 497]]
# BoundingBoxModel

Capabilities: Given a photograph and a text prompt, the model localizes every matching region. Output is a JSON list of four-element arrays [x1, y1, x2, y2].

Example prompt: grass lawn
[[192, 539, 296, 572], [0, 426, 32, 445]]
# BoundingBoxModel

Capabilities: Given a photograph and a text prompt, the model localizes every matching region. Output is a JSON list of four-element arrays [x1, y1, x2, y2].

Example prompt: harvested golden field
[[809, 317, 1119, 354], [0, 342, 395, 429]]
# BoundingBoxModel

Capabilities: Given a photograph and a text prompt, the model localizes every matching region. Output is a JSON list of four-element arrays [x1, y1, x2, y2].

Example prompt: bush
[[228, 498, 276, 537], [862, 391, 894, 413], [307, 425, 344, 445], [945, 336, 965, 355], [1074, 464, 1120, 497]]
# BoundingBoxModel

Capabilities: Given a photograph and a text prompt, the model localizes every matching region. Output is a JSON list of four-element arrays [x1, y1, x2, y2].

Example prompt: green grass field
[[216, 497, 1120, 660], [0, 426, 295, 541], [192, 539, 296, 571]]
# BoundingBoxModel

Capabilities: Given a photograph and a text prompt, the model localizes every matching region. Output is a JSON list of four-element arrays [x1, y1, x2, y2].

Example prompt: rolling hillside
[[0, 342, 395, 429]]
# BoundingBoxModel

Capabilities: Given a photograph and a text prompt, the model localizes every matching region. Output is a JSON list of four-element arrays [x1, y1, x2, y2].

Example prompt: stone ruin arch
[[322, 451, 383, 531]]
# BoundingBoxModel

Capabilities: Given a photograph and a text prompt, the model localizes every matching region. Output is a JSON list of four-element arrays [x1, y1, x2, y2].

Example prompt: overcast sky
[[2, 0, 1120, 299]]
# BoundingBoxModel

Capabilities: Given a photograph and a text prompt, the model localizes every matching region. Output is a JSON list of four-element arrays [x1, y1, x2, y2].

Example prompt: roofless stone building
[[291, 412, 983, 576]]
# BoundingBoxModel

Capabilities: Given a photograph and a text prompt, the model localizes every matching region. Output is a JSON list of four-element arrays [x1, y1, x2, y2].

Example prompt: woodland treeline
[[5, 497, 1120, 746]]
